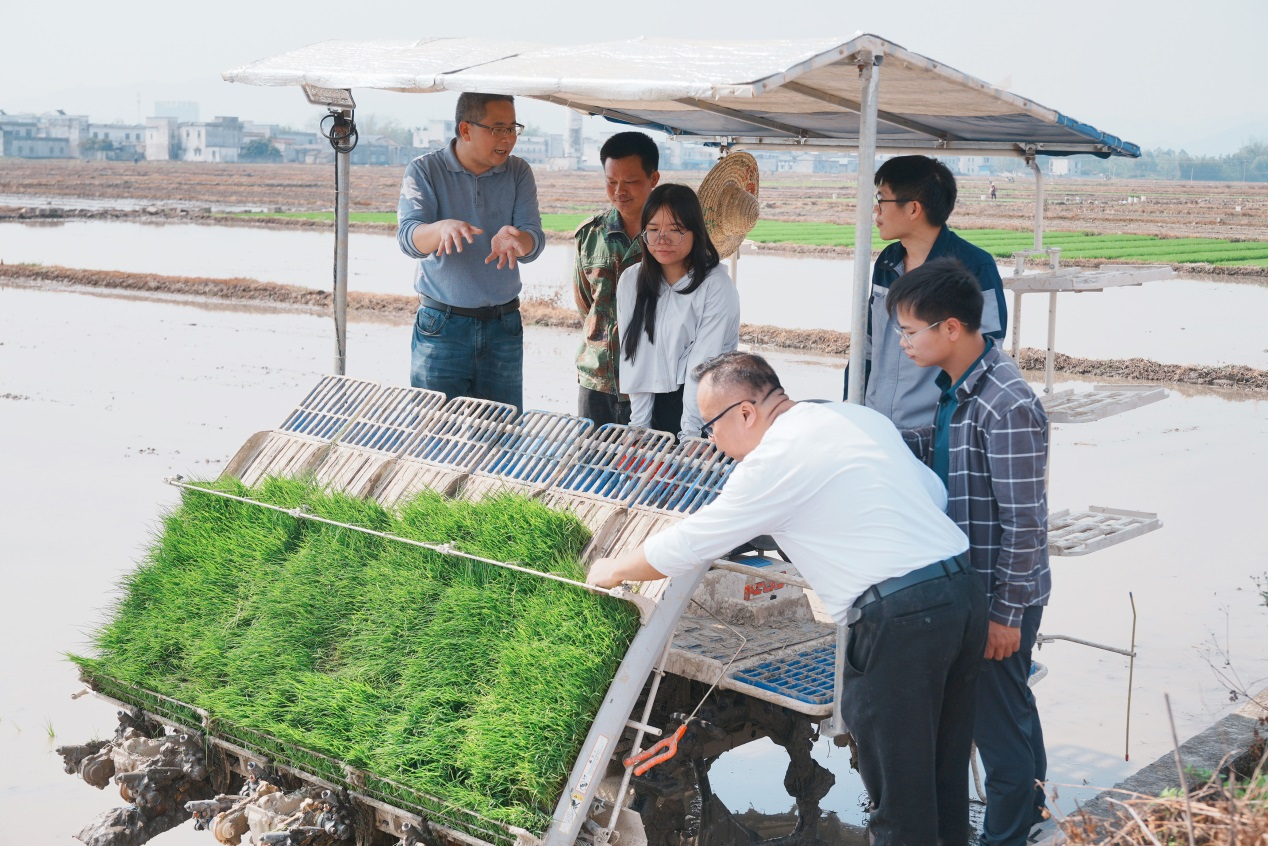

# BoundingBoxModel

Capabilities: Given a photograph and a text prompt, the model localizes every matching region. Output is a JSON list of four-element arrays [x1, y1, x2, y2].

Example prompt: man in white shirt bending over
[[588, 351, 989, 846]]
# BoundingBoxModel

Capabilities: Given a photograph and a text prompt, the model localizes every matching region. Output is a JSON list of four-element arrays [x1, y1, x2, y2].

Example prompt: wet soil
[[4, 263, 1267, 392], [3, 159, 1268, 240]]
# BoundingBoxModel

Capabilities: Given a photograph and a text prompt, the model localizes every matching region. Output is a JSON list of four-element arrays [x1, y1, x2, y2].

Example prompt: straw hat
[[698, 152, 760, 260]]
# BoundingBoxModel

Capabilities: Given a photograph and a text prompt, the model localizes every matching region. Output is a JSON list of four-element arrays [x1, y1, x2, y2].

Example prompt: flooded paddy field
[[3, 219, 1267, 370], [1, 276, 1266, 843]]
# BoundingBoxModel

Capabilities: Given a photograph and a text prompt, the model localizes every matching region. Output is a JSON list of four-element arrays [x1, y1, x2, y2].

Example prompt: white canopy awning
[[223, 34, 1138, 158]]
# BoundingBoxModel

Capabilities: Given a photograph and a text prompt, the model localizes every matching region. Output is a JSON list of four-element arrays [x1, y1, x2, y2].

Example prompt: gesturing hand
[[486, 225, 528, 270], [434, 220, 483, 256]]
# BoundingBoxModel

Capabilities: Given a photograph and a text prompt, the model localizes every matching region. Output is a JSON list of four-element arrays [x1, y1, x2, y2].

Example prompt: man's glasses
[[874, 191, 914, 205], [893, 320, 944, 345], [700, 386, 779, 439], [468, 121, 525, 139], [640, 228, 688, 247]]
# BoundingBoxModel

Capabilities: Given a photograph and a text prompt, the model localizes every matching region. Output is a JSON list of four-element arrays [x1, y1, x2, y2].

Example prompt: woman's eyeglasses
[[640, 228, 688, 247]]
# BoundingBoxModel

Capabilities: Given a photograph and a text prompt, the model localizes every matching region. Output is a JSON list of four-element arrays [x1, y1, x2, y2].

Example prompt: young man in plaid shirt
[[888, 257, 1051, 846]]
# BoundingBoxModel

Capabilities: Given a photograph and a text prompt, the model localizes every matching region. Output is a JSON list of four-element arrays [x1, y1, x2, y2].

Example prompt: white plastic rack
[[1006, 254, 1171, 555]]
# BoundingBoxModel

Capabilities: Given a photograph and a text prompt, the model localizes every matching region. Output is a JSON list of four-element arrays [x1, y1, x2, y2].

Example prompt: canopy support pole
[[334, 145, 350, 375], [825, 52, 880, 743], [846, 54, 880, 407], [1025, 152, 1057, 393], [1027, 151, 1045, 250]]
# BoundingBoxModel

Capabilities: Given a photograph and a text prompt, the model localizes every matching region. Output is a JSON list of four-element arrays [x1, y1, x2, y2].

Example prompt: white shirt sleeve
[[679, 267, 741, 438], [644, 446, 789, 577], [628, 392, 654, 428]]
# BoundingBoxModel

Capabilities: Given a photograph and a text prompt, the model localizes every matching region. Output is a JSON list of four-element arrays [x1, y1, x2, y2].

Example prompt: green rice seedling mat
[[72, 476, 640, 838]]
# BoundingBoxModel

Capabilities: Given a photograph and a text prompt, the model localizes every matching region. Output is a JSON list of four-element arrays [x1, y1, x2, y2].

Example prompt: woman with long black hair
[[616, 183, 741, 439]]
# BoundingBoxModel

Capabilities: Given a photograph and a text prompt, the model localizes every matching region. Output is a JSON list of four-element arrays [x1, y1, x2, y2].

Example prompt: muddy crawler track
[[3, 263, 1265, 392]]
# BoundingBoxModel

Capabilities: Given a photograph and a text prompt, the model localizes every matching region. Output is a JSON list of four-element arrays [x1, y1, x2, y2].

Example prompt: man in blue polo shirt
[[397, 92, 545, 411], [845, 155, 1009, 429]]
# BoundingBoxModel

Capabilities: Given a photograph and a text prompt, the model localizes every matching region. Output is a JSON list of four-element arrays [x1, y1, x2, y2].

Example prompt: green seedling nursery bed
[[72, 477, 640, 839]]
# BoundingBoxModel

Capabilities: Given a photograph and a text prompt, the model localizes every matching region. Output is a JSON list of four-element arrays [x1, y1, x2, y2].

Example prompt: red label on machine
[[744, 580, 785, 600]]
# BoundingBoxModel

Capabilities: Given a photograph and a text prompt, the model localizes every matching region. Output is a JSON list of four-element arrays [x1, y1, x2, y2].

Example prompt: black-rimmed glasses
[[468, 121, 525, 139], [700, 386, 780, 439], [874, 191, 914, 205]]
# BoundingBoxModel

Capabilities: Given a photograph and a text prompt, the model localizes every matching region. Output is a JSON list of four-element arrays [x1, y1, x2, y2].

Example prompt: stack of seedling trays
[[458, 411, 595, 502], [537, 424, 678, 559], [374, 396, 520, 504], [224, 375, 382, 486], [311, 384, 448, 496]]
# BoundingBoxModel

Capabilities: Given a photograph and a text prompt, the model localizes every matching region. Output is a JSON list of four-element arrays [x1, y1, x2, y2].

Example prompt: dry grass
[[1059, 741, 1268, 845]]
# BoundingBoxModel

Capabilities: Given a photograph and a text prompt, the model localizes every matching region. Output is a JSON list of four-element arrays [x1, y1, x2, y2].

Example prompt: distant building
[[86, 123, 147, 160], [145, 117, 179, 161], [270, 129, 326, 163], [0, 118, 72, 158], [0, 111, 87, 158], [179, 116, 243, 163], [351, 135, 408, 166], [411, 119, 454, 150], [1048, 158, 1081, 176], [563, 111, 583, 170], [514, 134, 563, 166]]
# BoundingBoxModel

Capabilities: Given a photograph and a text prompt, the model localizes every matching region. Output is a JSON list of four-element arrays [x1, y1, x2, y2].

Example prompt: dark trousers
[[840, 568, 988, 845], [648, 386, 684, 437], [976, 605, 1047, 846], [577, 386, 631, 428]]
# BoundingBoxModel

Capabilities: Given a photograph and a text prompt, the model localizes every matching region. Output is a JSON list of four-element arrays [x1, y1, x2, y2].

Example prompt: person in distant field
[[572, 132, 661, 427], [616, 183, 740, 439], [890, 258, 1051, 846], [844, 155, 1008, 429], [990, 181, 998, 200], [397, 92, 545, 412], [588, 351, 987, 846]]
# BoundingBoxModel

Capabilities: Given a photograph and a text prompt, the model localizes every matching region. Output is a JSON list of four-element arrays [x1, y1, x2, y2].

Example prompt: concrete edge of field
[[1032, 685, 1268, 844]]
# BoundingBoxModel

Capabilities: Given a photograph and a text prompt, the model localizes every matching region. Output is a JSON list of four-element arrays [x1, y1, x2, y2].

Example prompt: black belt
[[852, 553, 969, 612], [420, 295, 519, 320]]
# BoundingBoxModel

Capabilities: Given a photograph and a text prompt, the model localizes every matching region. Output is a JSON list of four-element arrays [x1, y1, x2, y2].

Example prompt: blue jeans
[[410, 305, 523, 411]]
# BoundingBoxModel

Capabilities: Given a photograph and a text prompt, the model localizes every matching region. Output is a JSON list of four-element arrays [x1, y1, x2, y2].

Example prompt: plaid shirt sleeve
[[902, 425, 935, 465], [983, 399, 1049, 627]]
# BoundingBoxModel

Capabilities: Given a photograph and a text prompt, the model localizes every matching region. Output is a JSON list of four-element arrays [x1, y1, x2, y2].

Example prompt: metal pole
[[1026, 153, 1045, 250], [333, 141, 350, 375], [846, 53, 880, 406], [1045, 292, 1057, 395], [826, 52, 880, 741], [1026, 154, 1054, 391]]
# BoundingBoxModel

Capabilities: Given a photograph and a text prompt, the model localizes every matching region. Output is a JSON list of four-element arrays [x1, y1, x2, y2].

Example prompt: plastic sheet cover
[[222, 34, 1139, 157]]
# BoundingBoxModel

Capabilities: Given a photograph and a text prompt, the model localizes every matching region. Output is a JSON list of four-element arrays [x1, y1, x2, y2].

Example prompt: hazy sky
[[3, 0, 1264, 155]]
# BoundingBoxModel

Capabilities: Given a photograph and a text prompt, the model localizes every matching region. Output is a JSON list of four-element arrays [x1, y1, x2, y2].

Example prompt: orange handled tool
[[623, 724, 688, 776]]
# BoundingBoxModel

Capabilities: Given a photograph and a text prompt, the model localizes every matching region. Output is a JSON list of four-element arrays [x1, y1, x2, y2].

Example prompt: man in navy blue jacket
[[845, 156, 1009, 429]]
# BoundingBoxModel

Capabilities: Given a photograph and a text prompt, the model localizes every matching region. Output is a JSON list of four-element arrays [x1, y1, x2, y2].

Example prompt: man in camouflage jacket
[[573, 132, 660, 425]]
